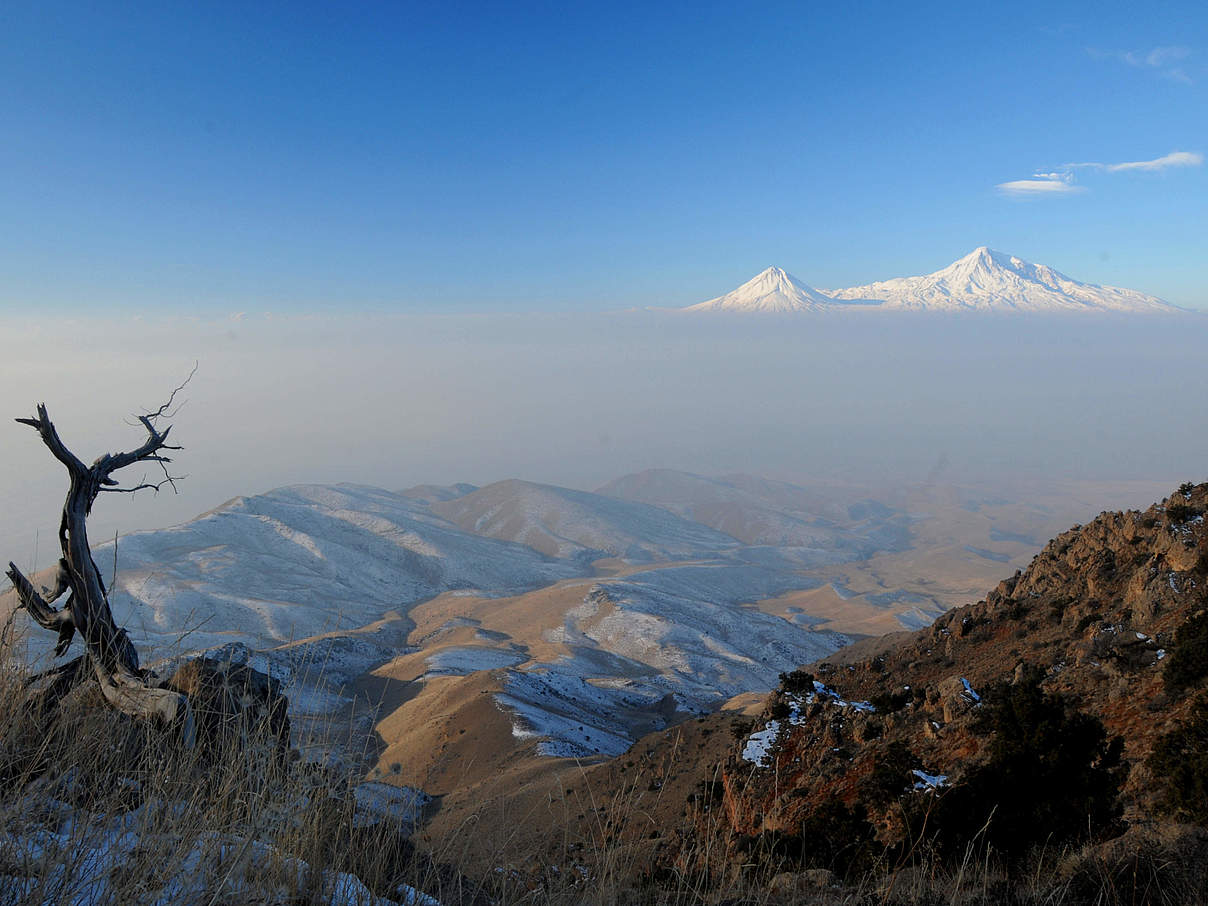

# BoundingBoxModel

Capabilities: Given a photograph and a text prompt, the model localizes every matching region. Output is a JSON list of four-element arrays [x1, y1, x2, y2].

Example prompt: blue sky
[[1, 1, 1205, 313]]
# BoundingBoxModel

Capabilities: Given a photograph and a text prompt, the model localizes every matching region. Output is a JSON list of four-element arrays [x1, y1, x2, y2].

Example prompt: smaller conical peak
[[746, 266, 795, 286], [750, 265, 813, 289], [684, 264, 835, 312], [960, 246, 996, 264]]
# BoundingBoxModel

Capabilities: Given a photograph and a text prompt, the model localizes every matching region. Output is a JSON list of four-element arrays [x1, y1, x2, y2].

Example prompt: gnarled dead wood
[[5, 385, 196, 743]]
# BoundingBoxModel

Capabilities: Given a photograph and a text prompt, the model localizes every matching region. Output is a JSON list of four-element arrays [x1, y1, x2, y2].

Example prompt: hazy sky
[[2, 311, 1205, 568], [0, 2, 1205, 313]]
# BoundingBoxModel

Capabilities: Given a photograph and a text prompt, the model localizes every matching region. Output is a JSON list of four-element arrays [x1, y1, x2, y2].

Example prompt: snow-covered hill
[[496, 564, 850, 757], [429, 479, 739, 560], [682, 266, 838, 313], [826, 247, 1179, 313], [104, 484, 579, 657], [0, 475, 978, 767]]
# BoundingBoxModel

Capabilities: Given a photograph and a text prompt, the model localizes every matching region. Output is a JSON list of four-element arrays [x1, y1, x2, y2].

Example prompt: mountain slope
[[429, 478, 739, 560], [693, 481, 1208, 866], [683, 266, 838, 313], [598, 469, 907, 555], [101, 483, 579, 657], [828, 246, 1179, 313]]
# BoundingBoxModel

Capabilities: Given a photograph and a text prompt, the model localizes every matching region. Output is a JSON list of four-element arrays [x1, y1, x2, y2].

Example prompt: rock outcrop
[[700, 482, 1208, 862]]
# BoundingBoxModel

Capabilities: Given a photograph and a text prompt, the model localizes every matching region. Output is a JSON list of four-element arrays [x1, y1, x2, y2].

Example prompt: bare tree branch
[[14, 406, 88, 477], [5, 378, 198, 738], [143, 361, 197, 423]]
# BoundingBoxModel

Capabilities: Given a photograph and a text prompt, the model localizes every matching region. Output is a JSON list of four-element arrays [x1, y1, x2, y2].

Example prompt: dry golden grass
[[0, 627, 1205, 906]]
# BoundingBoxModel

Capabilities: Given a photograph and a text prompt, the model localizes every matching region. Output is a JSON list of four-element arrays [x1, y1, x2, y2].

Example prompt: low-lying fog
[[2, 310, 1204, 567]]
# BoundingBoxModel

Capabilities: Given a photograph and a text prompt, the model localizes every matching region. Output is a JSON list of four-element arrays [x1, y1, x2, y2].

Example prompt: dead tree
[[5, 390, 195, 745]]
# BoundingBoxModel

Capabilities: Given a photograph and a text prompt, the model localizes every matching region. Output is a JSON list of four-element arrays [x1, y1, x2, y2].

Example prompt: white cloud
[[1101, 151, 1203, 172], [1000, 150, 1202, 196], [995, 174, 1085, 197]]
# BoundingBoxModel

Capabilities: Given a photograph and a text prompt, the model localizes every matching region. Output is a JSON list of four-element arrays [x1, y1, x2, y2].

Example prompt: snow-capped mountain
[[826, 247, 1179, 313], [683, 266, 836, 313], [680, 249, 1180, 314]]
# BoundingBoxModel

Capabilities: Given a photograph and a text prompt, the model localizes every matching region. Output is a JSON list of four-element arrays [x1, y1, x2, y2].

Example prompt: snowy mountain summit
[[827, 247, 1179, 313], [684, 249, 1179, 314], [684, 266, 835, 313]]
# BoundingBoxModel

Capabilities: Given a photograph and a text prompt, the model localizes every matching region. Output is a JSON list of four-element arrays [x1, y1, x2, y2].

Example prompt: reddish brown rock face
[[702, 483, 1208, 856]]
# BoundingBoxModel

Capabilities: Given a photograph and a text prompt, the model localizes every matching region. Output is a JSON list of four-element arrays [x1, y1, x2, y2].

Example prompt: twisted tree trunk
[[6, 399, 195, 744]]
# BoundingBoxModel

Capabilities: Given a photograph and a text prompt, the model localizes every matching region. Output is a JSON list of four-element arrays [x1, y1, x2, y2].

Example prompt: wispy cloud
[[1069, 150, 1204, 172], [996, 174, 1085, 197], [998, 151, 1202, 198], [1088, 45, 1194, 83]]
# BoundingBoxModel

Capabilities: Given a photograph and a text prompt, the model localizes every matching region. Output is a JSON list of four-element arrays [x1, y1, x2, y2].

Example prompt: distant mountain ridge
[[683, 248, 1181, 314], [430, 478, 740, 560]]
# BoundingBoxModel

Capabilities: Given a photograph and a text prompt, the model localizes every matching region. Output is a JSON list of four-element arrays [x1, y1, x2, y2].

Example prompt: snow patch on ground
[[740, 682, 876, 767], [0, 797, 440, 906], [912, 769, 949, 791], [423, 646, 527, 676], [742, 721, 782, 764], [960, 677, 981, 703]]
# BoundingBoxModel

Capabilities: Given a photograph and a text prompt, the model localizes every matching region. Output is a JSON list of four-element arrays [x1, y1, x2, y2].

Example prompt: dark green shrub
[[924, 671, 1125, 862], [742, 800, 878, 878], [1148, 695, 1208, 823], [778, 669, 815, 694], [863, 740, 922, 806], [869, 687, 912, 713], [1167, 503, 1200, 524], [730, 719, 754, 739], [1163, 610, 1208, 693]]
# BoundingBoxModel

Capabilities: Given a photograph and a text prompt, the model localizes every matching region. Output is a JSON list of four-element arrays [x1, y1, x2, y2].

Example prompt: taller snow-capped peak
[[827, 247, 1179, 313], [684, 266, 836, 313]]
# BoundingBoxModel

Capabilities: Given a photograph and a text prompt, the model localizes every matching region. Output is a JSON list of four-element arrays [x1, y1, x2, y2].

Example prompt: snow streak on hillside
[[496, 564, 849, 758], [106, 484, 577, 657]]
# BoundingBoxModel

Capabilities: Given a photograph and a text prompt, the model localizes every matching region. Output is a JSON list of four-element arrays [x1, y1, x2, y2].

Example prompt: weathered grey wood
[[6, 395, 194, 739]]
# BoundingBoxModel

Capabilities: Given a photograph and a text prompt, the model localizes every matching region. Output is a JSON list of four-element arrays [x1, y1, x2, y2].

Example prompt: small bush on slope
[[864, 740, 922, 807], [1148, 694, 1208, 823], [923, 669, 1125, 862], [1162, 609, 1208, 694]]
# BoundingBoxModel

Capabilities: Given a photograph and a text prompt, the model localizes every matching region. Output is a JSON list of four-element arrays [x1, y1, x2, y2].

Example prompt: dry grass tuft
[[1, 629, 1206, 905]]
